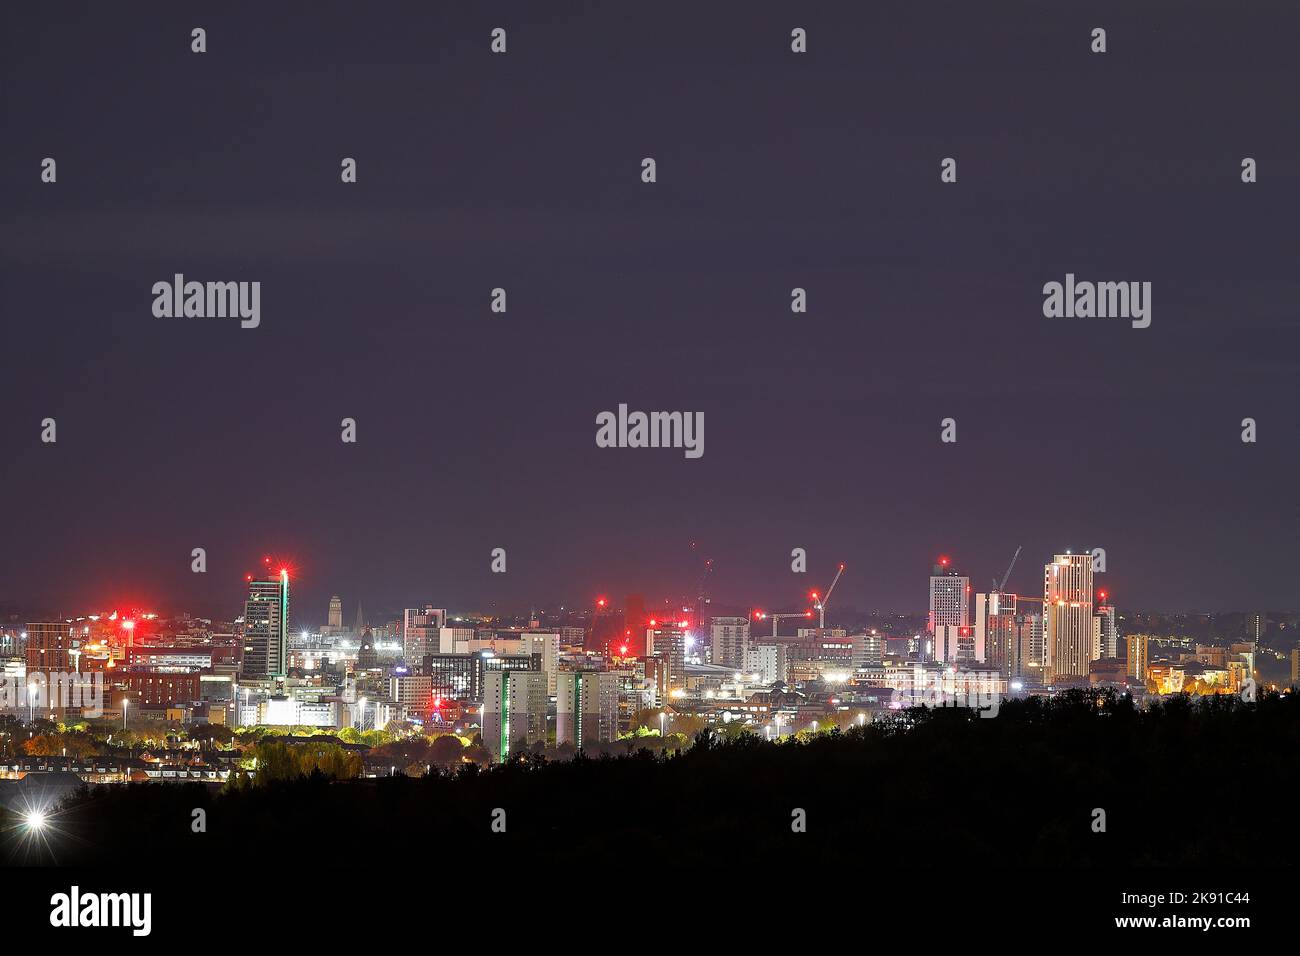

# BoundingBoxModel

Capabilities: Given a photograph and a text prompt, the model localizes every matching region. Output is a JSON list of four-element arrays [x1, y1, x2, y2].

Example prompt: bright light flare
[[23, 810, 48, 831]]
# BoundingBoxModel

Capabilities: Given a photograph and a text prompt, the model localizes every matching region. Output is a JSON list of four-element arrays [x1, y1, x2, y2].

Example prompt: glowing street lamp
[[23, 810, 48, 832]]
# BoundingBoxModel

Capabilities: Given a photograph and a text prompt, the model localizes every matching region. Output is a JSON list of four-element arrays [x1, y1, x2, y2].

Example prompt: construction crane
[[753, 609, 814, 638], [992, 546, 1022, 593], [810, 563, 845, 630]]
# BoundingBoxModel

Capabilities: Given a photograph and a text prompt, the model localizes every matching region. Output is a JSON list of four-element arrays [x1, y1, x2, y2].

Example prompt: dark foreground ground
[[9, 691, 1297, 869]]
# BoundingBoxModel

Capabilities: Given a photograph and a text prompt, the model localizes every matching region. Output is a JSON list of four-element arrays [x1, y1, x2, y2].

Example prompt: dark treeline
[[18, 691, 1298, 868]]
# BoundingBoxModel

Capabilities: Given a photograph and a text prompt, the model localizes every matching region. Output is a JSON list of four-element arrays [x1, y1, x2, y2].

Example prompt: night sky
[[2, 1, 1297, 621]]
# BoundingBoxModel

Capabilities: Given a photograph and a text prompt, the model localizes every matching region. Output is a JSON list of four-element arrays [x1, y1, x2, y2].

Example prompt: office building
[[242, 569, 289, 679], [928, 559, 970, 643], [403, 606, 447, 662]]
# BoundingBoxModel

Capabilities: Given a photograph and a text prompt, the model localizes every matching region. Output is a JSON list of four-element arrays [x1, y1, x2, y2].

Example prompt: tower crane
[[810, 563, 845, 630], [753, 609, 814, 639], [992, 547, 1022, 592]]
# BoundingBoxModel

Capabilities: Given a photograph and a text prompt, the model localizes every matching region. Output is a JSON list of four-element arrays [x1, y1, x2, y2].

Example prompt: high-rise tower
[[243, 568, 289, 678], [928, 558, 970, 660], [1043, 553, 1094, 683]]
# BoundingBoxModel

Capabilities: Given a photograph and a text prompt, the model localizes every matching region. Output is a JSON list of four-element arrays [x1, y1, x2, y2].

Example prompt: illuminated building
[[119, 672, 200, 707], [356, 628, 378, 671], [851, 631, 885, 668], [25, 622, 74, 673], [420, 650, 538, 700], [1043, 553, 1095, 683], [975, 592, 1016, 669], [933, 624, 982, 665], [402, 606, 446, 662], [556, 671, 619, 749], [1094, 602, 1119, 659], [438, 626, 476, 653], [1125, 634, 1150, 681], [483, 670, 548, 762], [710, 616, 751, 669], [389, 674, 434, 720], [1012, 613, 1044, 682], [928, 558, 970, 649], [1248, 612, 1266, 654], [242, 569, 289, 679], [320, 594, 344, 636], [126, 647, 212, 670], [744, 643, 788, 685], [647, 621, 689, 696], [517, 632, 560, 694]]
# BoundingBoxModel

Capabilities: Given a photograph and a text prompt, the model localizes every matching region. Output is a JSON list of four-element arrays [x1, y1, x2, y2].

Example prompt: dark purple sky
[[2, 1, 1297, 622]]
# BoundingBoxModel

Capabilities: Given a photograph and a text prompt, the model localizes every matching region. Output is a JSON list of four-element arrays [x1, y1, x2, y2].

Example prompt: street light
[[23, 810, 47, 832]]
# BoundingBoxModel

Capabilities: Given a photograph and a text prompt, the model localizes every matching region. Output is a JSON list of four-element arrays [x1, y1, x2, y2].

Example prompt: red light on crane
[[619, 644, 628, 656]]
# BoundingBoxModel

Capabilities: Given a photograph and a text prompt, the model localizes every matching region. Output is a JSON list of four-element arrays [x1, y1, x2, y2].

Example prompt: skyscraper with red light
[[928, 558, 970, 641], [242, 568, 289, 678]]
